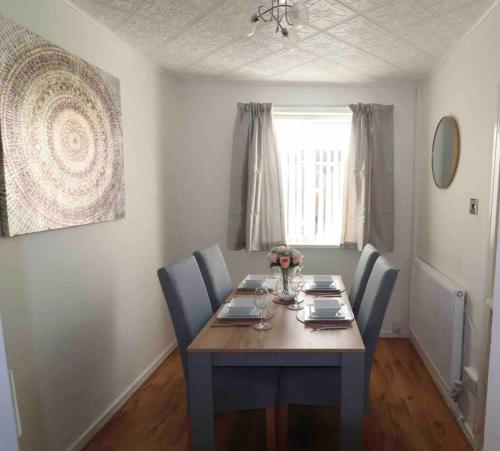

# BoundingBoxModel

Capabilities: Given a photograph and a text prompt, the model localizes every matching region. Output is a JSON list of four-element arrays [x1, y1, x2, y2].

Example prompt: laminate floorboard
[[84, 339, 472, 451]]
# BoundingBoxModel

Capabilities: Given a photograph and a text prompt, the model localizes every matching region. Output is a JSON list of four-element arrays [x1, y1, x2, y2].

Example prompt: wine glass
[[253, 288, 272, 331], [288, 270, 305, 311]]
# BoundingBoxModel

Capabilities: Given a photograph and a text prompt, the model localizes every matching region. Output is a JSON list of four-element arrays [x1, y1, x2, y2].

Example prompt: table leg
[[188, 352, 215, 451], [340, 352, 364, 451]]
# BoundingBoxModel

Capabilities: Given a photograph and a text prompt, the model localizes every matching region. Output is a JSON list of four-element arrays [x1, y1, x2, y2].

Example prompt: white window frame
[[273, 105, 352, 249]]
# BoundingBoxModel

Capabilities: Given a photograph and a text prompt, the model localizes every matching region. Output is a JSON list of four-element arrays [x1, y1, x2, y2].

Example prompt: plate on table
[[303, 304, 354, 322], [227, 298, 257, 314], [217, 303, 263, 319], [312, 298, 343, 316], [238, 277, 277, 291], [313, 275, 335, 282], [308, 305, 344, 319], [246, 274, 267, 280], [305, 280, 339, 292]]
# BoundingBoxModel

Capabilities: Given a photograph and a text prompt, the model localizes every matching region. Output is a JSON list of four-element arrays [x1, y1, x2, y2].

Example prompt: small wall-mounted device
[[469, 198, 479, 215]]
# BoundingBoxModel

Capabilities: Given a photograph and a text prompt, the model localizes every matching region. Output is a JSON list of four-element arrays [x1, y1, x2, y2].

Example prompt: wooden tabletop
[[189, 275, 365, 353]]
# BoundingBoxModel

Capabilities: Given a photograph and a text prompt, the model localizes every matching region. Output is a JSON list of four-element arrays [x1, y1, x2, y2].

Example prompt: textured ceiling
[[69, 0, 494, 83]]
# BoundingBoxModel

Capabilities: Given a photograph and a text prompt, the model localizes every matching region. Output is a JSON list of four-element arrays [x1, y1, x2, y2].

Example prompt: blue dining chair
[[157, 256, 279, 450], [349, 243, 380, 316], [193, 243, 233, 312], [277, 256, 398, 449]]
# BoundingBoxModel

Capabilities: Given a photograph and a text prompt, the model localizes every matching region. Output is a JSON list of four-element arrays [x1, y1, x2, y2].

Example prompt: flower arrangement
[[267, 245, 303, 270], [267, 246, 303, 296]]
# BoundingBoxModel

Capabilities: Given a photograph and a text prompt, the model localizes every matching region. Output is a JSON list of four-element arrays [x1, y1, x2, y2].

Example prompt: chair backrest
[[193, 244, 233, 312], [357, 256, 399, 400], [157, 256, 213, 382], [349, 244, 380, 316]]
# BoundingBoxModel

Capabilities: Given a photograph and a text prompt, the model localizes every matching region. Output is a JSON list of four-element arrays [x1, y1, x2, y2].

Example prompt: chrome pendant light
[[237, 0, 310, 50]]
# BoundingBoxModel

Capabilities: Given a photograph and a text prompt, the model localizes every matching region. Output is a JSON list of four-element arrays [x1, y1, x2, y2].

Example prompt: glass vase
[[280, 267, 295, 301]]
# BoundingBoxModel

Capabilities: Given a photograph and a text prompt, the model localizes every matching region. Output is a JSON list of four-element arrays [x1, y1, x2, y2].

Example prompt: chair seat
[[279, 367, 341, 407], [214, 367, 279, 413]]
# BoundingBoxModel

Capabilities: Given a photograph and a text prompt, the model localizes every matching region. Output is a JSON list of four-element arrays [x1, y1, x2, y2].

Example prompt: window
[[273, 107, 352, 246]]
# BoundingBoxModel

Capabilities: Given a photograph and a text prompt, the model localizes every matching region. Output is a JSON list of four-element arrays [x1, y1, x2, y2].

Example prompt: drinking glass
[[253, 288, 272, 331], [288, 270, 305, 311]]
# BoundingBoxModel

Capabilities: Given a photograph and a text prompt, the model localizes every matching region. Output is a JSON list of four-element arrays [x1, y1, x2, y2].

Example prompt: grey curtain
[[342, 104, 394, 252], [227, 103, 285, 251]]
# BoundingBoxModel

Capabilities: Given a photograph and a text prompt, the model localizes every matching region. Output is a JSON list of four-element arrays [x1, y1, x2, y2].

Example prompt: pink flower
[[292, 256, 301, 265], [280, 256, 290, 269]]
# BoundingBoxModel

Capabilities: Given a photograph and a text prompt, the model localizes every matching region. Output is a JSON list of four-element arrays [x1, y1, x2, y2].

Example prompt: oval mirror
[[432, 116, 460, 189]]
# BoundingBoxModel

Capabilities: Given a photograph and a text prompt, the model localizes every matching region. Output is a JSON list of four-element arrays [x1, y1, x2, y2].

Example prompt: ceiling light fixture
[[237, 0, 309, 50]]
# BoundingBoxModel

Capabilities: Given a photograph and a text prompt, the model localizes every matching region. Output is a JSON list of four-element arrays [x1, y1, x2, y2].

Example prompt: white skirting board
[[410, 333, 476, 450], [67, 340, 177, 451]]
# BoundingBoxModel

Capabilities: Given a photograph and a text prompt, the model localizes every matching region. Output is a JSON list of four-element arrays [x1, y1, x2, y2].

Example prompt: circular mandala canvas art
[[0, 16, 125, 237]]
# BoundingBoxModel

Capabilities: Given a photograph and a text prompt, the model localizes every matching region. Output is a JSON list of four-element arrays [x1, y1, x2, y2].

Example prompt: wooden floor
[[84, 339, 471, 451]]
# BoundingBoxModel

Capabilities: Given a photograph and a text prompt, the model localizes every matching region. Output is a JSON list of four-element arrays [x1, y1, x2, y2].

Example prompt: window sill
[[287, 243, 358, 250], [287, 244, 342, 249]]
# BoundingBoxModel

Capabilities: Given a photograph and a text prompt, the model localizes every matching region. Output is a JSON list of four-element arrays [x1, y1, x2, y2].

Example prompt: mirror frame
[[432, 116, 460, 189]]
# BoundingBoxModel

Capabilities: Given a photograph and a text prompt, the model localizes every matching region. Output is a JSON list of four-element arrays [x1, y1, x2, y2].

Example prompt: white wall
[[412, 2, 500, 446], [175, 80, 416, 335], [0, 1, 179, 450]]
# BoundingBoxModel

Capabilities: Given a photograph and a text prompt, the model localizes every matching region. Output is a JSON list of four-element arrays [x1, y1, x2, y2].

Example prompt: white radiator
[[410, 258, 465, 400]]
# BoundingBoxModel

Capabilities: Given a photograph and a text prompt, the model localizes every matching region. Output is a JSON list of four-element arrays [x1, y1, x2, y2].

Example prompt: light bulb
[[283, 28, 300, 50], [237, 13, 258, 38], [288, 1, 309, 28]]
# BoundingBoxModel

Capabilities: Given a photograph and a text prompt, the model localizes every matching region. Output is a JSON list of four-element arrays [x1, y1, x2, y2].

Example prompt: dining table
[[187, 274, 366, 451]]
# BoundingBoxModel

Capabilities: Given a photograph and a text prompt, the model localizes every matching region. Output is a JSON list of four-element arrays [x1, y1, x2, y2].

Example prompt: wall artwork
[[0, 15, 125, 237]]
